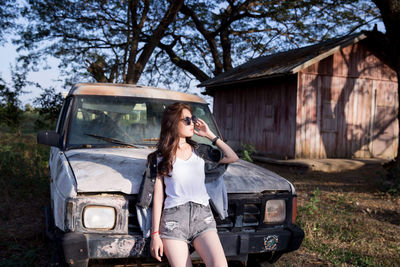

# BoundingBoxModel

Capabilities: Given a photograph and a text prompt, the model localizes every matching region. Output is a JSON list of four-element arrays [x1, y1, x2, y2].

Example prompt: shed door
[[319, 77, 373, 158], [371, 81, 398, 159]]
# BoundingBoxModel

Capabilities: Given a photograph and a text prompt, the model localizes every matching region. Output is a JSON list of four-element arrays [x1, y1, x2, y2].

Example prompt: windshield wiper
[[84, 133, 147, 148]]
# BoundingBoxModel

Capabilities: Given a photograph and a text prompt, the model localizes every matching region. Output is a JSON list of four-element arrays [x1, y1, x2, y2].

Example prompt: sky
[[0, 38, 64, 106]]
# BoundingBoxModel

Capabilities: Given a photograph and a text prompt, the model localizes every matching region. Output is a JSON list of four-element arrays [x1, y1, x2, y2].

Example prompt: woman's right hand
[[150, 234, 163, 261]]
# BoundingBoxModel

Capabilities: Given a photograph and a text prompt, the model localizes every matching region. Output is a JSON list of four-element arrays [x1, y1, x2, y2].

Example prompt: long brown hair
[[147, 102, 197, 177]]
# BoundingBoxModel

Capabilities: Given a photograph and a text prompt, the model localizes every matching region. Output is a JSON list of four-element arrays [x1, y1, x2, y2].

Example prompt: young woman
[[149, 102, 239, 267]]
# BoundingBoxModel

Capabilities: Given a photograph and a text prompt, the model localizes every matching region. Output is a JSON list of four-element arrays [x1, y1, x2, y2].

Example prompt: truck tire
[[45, 206, 67, 267]]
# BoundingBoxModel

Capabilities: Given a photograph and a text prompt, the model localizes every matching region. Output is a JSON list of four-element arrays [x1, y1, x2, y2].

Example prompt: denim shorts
[[159, 201, 217, 244]]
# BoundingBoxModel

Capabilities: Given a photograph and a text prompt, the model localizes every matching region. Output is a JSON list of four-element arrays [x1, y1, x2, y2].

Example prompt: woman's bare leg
[[162, 239, 193, 267], [193, 231, 228, 267]]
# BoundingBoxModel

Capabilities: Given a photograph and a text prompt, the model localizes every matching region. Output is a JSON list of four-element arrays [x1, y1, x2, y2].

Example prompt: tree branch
[[180, 4, 223, 75], [159, 41, 210, 82], [127, 0, 184, 84], [138, 0, 150, 29]]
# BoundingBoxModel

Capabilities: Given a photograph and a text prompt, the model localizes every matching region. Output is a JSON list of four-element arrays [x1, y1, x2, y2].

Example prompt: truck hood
[[65, 148, 291, 194]]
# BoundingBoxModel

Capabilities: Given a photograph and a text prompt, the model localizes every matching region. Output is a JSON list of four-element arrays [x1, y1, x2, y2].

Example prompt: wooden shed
[[200, 33, 398, 159]]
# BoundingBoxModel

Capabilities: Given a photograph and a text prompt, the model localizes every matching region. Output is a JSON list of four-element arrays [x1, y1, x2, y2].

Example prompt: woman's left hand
[[194, 118, 211, 137], [195, 118, 239, 163]]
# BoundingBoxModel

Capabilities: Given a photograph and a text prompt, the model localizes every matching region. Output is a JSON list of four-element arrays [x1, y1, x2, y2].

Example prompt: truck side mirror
[[37, 130, 62, 147]]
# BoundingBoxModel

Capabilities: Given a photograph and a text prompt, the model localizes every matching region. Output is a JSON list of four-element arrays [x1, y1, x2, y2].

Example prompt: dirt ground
[[254, 158, 400, 266]]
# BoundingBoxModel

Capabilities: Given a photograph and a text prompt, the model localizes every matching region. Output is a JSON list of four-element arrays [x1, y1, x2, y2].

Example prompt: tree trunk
[[220, 28, 233, 72], [126, 0, 184, 84], [396, 70, 400, 165], [369, 0, 400, 164]]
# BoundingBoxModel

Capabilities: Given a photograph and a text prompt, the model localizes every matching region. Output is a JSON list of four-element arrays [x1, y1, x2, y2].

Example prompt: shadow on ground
[[253, 158, 400, 267]]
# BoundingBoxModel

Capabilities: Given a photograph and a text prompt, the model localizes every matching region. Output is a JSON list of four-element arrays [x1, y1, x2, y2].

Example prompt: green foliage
[[0, 133, 49, 266], [16, 0, 183, 84], [303, 188, 320, 215], [0, 76, 24, 131], [24, 103, 33, 112], [0, 134, 49, 199], [142, 0, 380, 87], [380, 165, 400, 195], [240, 143, 257, 162], [0, 1, 20, 44], [14, 0, 380, 87], [33, 86, 63, 130]]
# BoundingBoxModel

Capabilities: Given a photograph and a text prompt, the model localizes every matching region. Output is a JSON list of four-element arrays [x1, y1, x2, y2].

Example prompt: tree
[[33, 86, 64, 130], [0, 71, 27, 131], [16, 0, 379, 88], [151, 0, 380, 86], [364, 0, 400, 164], [15, 0, 183, 85], [0, 1, 22, 130], [0, 1, 19, 44]]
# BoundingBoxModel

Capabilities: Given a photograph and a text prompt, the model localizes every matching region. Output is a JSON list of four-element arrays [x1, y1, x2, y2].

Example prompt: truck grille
[[214, 200, 262, 232], [128, 196, 263, 234], [127, 196, 141, 234]]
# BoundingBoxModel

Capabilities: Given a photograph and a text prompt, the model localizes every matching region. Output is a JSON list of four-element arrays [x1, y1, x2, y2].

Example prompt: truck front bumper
[[61, 224, 304, 266]]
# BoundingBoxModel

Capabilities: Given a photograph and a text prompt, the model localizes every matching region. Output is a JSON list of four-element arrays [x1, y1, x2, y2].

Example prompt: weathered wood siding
[[296, 41, 398, 159], [213, 78, 297, 158]]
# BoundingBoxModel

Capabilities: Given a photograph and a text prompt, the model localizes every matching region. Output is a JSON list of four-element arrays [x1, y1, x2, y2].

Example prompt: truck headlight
[[264, 199, 286, 223], [83, 206, 116, 229]]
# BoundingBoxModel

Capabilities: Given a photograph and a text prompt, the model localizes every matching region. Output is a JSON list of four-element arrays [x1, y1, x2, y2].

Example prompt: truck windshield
[[67, 95, 219, 148]]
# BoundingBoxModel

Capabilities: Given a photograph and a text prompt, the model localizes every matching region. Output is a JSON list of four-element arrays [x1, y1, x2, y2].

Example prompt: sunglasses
[[180, 115, 197, 126]]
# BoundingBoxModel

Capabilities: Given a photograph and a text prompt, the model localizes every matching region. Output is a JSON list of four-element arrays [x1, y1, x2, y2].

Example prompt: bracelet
[[151, 230, 159, 235], [211, 136, 220, 145]]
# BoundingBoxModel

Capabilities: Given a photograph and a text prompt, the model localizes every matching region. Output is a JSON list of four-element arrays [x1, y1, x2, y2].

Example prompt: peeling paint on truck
[[65, 147, 291, 194]]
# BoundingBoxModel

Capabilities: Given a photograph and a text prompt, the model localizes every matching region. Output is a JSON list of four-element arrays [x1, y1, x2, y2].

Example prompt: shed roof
[[199, 32, 366, 88]]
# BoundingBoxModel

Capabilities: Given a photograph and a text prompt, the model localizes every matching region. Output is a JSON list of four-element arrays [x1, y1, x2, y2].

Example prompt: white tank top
[[162, 148, 210, 209]]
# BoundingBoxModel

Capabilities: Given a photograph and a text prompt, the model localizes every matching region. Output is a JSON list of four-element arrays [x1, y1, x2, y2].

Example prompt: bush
[[0, 78, 24, 131], [380, 162, 400, 195], [33, 87, 63, 131], [0, 134, 49, 200], [240, 143, 257, 162], [299, 188, 320, 216], [0, 133, 50, 265]]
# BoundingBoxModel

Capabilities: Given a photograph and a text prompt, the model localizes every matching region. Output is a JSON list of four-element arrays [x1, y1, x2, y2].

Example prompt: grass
[[259, 162, 400, 267], [0, 112, 52, 266]]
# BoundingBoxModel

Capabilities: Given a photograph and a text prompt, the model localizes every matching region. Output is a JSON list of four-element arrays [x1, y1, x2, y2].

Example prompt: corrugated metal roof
[[68, 83, 207, 103], [199, 32, 366, 88]]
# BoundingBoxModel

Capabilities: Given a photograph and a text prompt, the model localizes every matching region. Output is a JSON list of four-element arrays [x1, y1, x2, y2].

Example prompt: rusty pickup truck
[[37, 83, 304, 266]]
